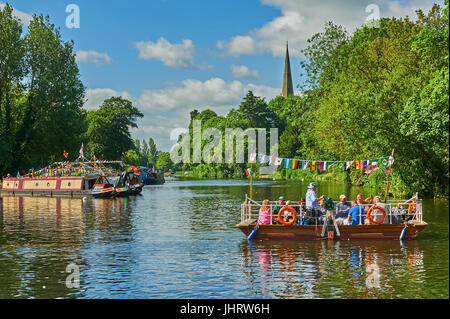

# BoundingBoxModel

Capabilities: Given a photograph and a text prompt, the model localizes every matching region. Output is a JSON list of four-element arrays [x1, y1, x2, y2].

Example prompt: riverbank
[[175, 167, 448, 199]]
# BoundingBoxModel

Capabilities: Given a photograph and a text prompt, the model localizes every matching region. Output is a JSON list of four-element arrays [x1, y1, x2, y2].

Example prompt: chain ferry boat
[[237, 195, 427, 241]]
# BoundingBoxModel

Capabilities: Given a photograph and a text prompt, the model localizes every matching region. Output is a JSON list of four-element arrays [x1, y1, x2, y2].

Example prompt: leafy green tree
[[121, 149, 140, 166], [85, 97, 143, 160], [0, 7, 86, 175], [156, 152, 173, 172]]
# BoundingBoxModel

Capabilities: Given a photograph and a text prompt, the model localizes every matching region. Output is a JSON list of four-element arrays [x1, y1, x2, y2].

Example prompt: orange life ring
[[365, 197, 374, 204], [278, 206, 297, 226], [367, 205, 386, 225]]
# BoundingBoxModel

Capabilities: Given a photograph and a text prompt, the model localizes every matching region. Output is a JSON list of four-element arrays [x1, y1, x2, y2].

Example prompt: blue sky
[[2, 0, 442, 151]]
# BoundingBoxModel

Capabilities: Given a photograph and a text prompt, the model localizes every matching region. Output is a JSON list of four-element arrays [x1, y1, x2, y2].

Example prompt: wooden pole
[[249, 162, 253, 219], [250, 162, 253, 199], [384, 149, 395, 203]]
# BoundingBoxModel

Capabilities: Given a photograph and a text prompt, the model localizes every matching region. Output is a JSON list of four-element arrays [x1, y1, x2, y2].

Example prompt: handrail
[[241, 197, 423, 225]]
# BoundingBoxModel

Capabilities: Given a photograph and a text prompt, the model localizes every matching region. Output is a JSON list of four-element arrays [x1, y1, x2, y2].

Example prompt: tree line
[[174, 3, 449, 197]]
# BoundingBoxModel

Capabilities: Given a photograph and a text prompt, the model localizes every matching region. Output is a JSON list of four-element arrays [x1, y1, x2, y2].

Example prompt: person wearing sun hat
[[305, 182, 324, 225]]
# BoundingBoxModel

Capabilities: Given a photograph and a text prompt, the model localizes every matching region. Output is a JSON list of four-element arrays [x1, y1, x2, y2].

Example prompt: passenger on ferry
[[371, 195, 389, 224], [257, 199, 272, 225], [356, 193, 368, 205], [272, 196, 286, 216], [335, 194, 350, 225], [296, 198, 307, 225], [348, 201, 365, 225], [305, 182, 324, 225], [318, 197, 327, 224]]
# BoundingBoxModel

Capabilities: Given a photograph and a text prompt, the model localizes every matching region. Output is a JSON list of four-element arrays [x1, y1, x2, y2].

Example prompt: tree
[[0, 7, 86, 175], [156, 152, 173, 172], [85, 97, 143, 160]]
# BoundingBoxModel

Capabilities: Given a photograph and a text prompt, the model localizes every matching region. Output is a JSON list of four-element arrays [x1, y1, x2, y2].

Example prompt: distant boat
[[138, 168, 165, 185]]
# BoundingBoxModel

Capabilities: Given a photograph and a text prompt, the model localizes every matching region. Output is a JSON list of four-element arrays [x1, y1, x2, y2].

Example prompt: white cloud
[[135, 77, 279, 113], [133, 37, 197, 69], [85, 78, 281, 150], [75, 50, 113, 66], [84, 88, 134, 110], [0, 3, 33, 26], [216, 0, 440, 57], [231, 64, 260, 79]]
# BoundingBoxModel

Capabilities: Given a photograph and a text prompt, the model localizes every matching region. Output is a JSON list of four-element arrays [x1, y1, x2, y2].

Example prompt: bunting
[[247, 153, 394, 175]]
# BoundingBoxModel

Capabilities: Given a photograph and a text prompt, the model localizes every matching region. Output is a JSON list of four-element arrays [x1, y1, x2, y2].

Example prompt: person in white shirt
[[305, 182, 324, 225]]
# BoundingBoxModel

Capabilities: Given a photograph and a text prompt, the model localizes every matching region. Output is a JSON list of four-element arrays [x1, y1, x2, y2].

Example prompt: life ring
[[367, 205, 386, 225], [278, 206, 297, 226], [365, 197, 374, 204]]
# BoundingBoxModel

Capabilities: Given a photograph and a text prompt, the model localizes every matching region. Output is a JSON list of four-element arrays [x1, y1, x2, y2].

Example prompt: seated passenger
[[318, 198, 327, 224], [356, 193, 368, 205], [296, 198, 307, 225], [347, 201, 365, 225], [272, 196, 286, 216], [257, 199, 272, 225], [371, 195, 389, 224], [335, 194, 350, 225]]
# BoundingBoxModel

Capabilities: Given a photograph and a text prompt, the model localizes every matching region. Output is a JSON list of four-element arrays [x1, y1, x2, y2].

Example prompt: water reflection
[[241, 239, 428, 298], [0, 178, 448, 299]]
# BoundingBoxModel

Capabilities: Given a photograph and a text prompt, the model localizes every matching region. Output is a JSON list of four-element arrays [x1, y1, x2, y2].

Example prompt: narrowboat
[[0, 176, 97, 197]]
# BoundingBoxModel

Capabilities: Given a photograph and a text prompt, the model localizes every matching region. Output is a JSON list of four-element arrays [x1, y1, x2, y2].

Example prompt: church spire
[[282, 42, 294, 98]]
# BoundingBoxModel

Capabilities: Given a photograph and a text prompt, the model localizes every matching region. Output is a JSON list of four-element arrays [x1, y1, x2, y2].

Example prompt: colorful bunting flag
[[275, 158, 283, 166], [380, 157, 389, 168], [310, 161, 317, 171], [249, 153, 257, 162], [245, 168, 252, 176], [389, 155, 395, 166], [301, 161, 309, 170], [284, 159, 291, 169], [337, 162, 345, 170]]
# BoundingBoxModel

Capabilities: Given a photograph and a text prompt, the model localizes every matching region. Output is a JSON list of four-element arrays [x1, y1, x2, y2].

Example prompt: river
[[0, 177, 448, 299]]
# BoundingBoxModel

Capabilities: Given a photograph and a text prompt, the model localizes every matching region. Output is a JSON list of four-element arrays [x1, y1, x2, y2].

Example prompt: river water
[[0, 178, 448, 299]]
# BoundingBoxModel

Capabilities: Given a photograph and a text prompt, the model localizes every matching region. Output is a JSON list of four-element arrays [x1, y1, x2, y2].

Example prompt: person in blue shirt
[[348, 201, 365, 225]]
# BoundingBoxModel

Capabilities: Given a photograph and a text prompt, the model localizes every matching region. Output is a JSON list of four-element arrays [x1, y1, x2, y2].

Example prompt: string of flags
[[247, 153, 394, 175]]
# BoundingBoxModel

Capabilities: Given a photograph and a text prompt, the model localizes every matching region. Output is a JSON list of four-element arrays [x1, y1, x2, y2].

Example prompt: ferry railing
[[241, 195, 423, 225]]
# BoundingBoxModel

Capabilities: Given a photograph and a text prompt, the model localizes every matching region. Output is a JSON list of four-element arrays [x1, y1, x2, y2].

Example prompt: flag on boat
[[291, 159, 299, 169], [284, 159, 291, 169], [249, 153, 257, 162], [79, 143, 84, 159], [346, 161, 353, 169], [274, 157, 283, 166], [257, 154, 265, 164], [301, 161, 309, 170], [310, 161, 317, 171], [380, 157, 389, 167], [337, 162, 345, 170], [372, 159, 379, 170], [389, 155, 395, 166], [245, 168, 252, 176], [266, 155, 274, 165]]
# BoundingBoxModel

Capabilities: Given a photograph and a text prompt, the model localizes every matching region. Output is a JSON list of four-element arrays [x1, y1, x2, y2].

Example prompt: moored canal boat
[[237, 196, 427, 241], [0, 175, 97, 197]]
